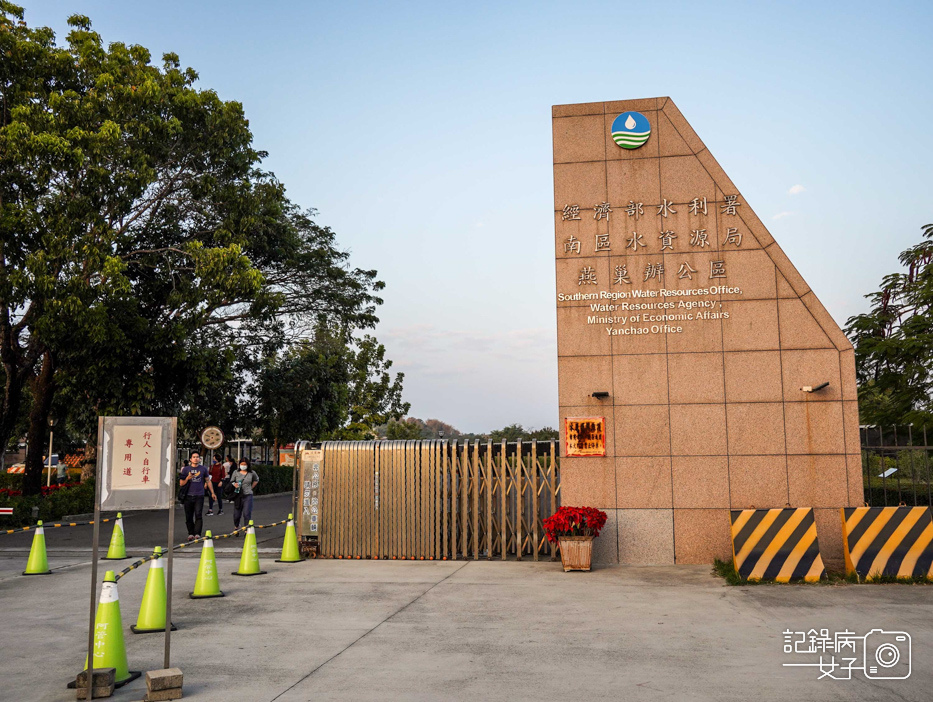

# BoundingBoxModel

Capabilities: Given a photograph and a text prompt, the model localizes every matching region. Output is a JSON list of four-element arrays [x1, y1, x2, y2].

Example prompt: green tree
[[254, 331, 351, 446], [252, 330, 408, 445], [488, 423, 558, 442], [490, 423, 526, 442], [385, 418, 423, 440], [0, 6, 386, 492], [336, 335, 409, 439], [528, 426, 559, 441], [846, 222, 933, 426]]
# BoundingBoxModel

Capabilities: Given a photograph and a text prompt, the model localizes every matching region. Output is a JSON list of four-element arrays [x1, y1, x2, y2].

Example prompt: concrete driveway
[[0, 538, 930, 701]]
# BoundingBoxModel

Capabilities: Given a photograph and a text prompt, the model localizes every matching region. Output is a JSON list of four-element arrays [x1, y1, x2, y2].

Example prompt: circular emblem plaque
[[200, 426, 225, 450], [611, 111, 651, 149]]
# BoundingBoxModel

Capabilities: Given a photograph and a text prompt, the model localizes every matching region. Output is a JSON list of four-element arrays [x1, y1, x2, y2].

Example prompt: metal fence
[[317, 440, 561, 561], [860, 426, 933, 508]]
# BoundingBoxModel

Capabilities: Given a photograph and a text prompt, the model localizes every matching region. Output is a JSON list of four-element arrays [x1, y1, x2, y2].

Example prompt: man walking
[[207, 454, 225, 516], [180, 452, 216, 541]]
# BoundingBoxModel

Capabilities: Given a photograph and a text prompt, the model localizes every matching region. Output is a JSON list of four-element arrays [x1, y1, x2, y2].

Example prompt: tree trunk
[[0, 367, 24, 465], [0, 325, 29, 465], [22, 351, 55, 496], [81, 433, 98, 483]]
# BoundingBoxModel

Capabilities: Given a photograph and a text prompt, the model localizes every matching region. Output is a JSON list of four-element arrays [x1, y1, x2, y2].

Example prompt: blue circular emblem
[[611, 111, 651, 149]]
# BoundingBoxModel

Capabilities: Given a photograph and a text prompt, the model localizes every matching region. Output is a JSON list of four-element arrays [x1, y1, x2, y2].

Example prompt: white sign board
[[111, 424, 163, 491], [99, 417, 176, 511]]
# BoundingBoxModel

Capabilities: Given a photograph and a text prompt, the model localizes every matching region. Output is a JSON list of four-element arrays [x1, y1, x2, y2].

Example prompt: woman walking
[[230, 457, 259, 533]]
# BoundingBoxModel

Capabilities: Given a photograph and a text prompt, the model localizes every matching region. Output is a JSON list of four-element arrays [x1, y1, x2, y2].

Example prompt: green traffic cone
[[103, 513, 127, 560], [131, 547, 177, 634], [23, 520, 51, 575], [82, 571, 140, 687], [190, 530, 224, 598], [232, 521, 267, 576], [276, 513, 303, 563]]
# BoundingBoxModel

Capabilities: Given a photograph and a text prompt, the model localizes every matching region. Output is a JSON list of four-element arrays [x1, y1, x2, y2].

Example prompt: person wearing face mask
[[230, 457, 259, 534]]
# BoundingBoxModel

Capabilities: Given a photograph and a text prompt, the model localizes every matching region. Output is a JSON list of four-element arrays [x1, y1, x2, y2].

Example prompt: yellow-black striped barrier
[[841, 506, 933, 580], [114, 518, 290, 581], [730, 508, 825, 582], [1, 516, 122, 536]]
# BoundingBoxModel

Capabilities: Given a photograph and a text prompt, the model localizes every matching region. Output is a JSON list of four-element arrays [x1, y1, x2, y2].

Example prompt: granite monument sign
[[554, 97, 860, 565]]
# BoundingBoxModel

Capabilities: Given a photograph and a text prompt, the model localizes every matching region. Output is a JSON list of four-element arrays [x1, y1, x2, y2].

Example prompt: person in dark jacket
[[207, 454, 225, 516], [179, 452, 216, 540]]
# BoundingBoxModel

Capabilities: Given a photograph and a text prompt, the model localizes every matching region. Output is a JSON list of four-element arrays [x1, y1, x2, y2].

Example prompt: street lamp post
[[46, 416, 58, 488]]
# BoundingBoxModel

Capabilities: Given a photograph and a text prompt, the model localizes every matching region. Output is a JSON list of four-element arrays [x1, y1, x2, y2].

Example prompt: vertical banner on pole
[[299, 446, 323, 545]]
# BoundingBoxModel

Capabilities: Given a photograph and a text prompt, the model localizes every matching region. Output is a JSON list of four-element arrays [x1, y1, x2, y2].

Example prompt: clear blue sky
[[24, 1, 933, 432]]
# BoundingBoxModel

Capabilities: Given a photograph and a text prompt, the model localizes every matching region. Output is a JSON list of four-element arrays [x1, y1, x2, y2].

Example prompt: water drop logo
[[611, 111, 651, 149]]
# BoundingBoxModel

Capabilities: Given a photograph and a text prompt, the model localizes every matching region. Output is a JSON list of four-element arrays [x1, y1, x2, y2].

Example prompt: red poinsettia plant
[[543, 506, 608, 542]]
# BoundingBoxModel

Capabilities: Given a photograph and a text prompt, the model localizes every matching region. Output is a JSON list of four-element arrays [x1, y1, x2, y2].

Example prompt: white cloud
[[772, 211, 794, 221], [788, 184, 805, 195]]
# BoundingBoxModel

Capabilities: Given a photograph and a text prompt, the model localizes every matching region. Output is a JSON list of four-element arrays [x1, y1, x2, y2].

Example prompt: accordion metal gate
[[300, 440, 560, 560]]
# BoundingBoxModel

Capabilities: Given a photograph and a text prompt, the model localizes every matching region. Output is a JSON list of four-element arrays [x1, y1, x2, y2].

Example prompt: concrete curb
[[61, 510, 127, 522]]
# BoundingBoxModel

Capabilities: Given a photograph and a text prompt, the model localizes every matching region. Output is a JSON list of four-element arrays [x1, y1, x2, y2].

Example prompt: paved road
[[0, 493, 294, 559], [0, 553, 930, 701]]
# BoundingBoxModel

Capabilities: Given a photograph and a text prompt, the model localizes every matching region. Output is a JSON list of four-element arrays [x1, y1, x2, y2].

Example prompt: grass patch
[[712, 558, 931, 586], [713, 558, 750, 585], [860, 573, 933, 585], [712, 558, 852, 585]]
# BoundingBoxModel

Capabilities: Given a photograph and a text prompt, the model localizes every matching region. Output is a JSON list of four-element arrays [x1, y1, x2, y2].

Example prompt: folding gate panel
[[314, 440, 560, 560]]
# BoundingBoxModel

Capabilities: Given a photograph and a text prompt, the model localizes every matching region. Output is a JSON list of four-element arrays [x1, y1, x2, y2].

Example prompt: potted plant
[[543, 506, 608, 572]]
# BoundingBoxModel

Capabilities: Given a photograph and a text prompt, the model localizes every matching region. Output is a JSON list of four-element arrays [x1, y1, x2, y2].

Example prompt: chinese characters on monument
[[558, 193, 745, 336], [561, 193, 744, 257]]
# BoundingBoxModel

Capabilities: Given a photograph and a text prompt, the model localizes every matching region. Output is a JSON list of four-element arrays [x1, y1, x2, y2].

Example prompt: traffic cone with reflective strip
[[131, 547, 177, 633], [232, 521, 267, 576], [276, 513, 302, 563], [83, 571, 140, 686], [190, 530, 224, 598], [23, 520, 51, 575], [103, 512, 127, 560]]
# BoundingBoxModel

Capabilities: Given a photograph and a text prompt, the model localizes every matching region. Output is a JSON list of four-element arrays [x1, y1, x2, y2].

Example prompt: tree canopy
[[385, 417, 424, 440], [0, 5, 406, 492], [489, 423, 559, 442], [375, 418, 559, 442], [846, 222, 933, 427]]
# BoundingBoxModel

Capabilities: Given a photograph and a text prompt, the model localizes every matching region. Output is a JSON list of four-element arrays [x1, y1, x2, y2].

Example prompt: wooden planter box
[[558, 535, 594, 571]]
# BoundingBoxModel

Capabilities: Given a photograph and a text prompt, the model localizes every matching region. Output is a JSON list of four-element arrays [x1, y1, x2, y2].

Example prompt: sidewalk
[[0, 557, 929, 701]]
